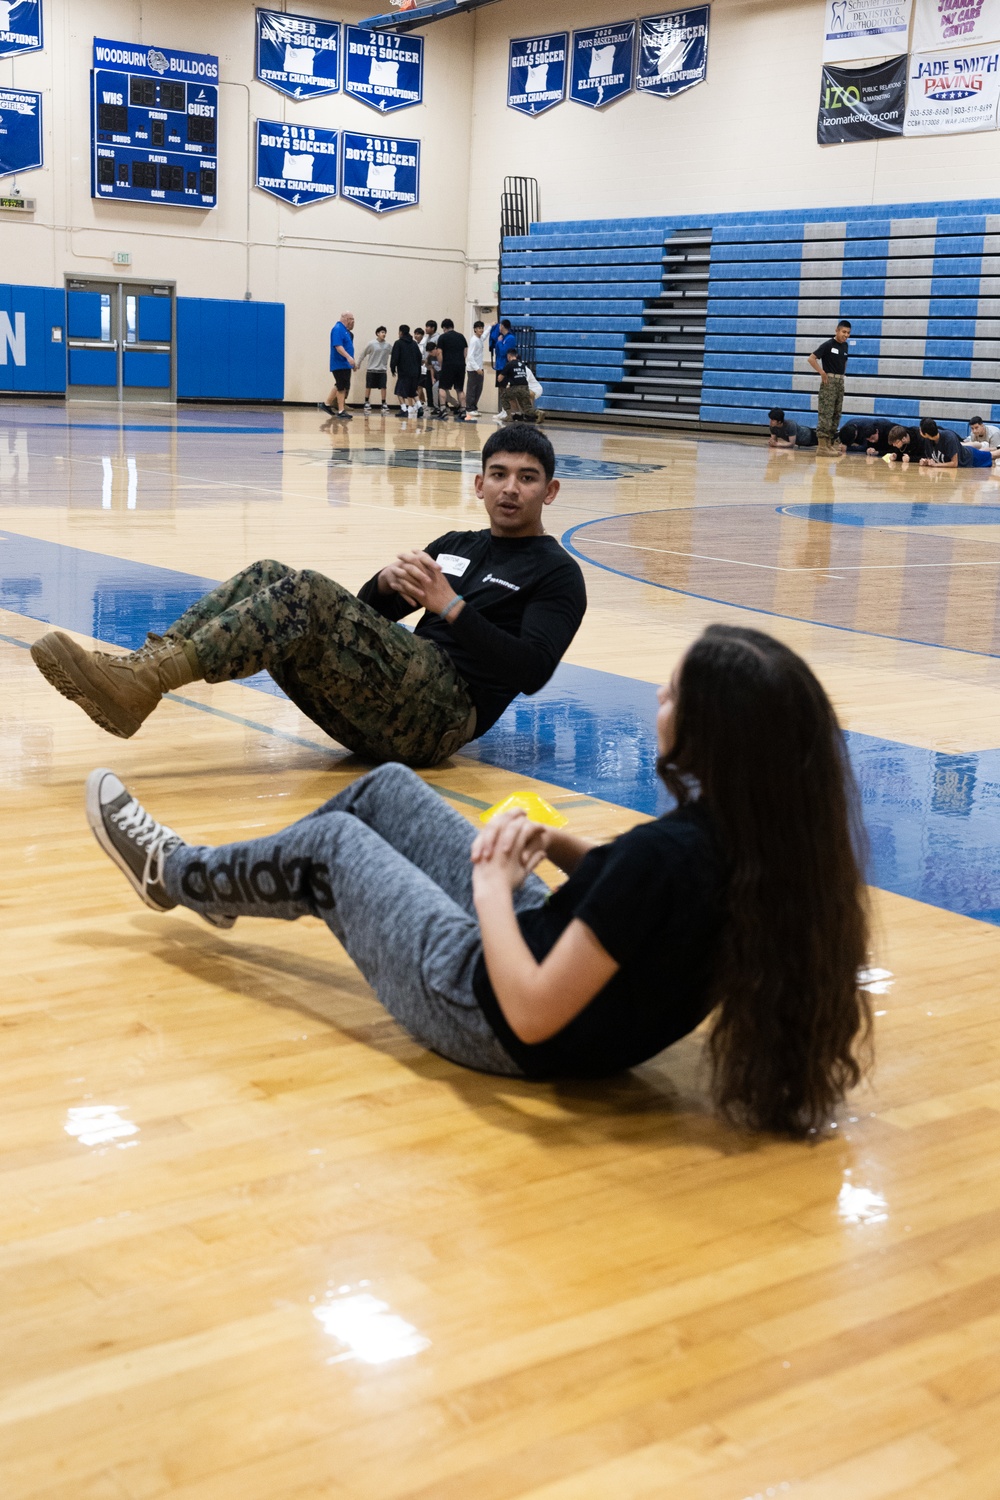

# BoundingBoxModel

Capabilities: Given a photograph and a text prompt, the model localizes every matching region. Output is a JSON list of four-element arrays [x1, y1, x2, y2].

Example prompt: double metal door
[[65, 278, 175, 402]]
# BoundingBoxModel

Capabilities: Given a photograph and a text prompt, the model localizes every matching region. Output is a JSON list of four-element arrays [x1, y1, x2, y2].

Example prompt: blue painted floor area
[[781, 502, 1000, 528], [3, 526, 999, 925]]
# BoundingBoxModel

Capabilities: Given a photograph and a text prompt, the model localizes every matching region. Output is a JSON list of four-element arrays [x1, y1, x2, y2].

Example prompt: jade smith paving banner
[[637, 9, 709, 97], [570, 21, 636, 108], [818, 55, 907, 141], [913, 0, 1000, 54], [822, 0, 913, 63], [507, 32, 568, 115], [904, 46, 1000, 133]]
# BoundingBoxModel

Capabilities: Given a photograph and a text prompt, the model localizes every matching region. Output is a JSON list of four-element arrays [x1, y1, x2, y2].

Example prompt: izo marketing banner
[[255, 118, 337, 204], [0, 0, 42, 58], [637, 8, 709, 98], [570, 21, 636, 108], [507, 32, 568, 115], [904, 45, 1000, 132], [822, 0, 913, 63], [818, 55, 907, 141], [912, 0, 1000, 53]]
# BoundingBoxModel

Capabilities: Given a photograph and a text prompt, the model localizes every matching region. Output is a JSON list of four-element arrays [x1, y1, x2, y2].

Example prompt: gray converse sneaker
[[86, 769, 234, 929]]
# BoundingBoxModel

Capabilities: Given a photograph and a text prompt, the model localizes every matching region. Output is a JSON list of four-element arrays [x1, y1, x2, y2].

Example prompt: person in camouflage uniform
[[808, 320, 851, 454]]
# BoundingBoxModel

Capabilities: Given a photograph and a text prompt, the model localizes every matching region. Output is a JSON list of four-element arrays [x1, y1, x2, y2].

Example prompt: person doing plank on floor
[[30, 427, 586, 768]]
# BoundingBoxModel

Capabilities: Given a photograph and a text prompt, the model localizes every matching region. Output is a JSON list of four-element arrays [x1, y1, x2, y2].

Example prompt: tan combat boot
[[30, 632, 199, 738]]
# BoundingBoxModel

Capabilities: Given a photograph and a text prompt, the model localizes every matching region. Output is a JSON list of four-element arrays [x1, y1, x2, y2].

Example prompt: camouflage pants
[[817, 374, 845, 441], [500, 385, 538, 421], [166, 560, 477, 767]]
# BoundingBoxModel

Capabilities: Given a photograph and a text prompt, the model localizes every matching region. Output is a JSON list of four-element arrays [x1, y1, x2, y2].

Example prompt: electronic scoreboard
[[91, 37, 219, 209]]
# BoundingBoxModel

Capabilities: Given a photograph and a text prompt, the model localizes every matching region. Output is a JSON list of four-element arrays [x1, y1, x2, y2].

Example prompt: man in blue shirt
[[324, 311, 357, 421], [493, 319, 517, 421]]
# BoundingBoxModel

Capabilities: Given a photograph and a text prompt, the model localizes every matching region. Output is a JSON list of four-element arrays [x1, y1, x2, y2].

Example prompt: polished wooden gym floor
[[3, 403, 1000, 1499]]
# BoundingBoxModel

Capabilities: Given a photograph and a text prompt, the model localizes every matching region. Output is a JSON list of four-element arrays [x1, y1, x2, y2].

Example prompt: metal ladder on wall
[[499, 175, 539, 370], [605, 228, 712, 422]]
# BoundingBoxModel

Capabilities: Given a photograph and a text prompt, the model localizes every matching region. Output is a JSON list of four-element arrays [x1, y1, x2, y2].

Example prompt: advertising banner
[[0, 0, 42, 58], [255, 118, 337, 204], [570, 21, 636, 108], [507, 32, 568, 115], [913, 0, 1000, 54], [0, 87, 42, 175], [637, 8, 709, 98], [822, 0, 913, 63], [344, 26, 423, 112], [818, 54, 907, 140], [904, 45, 1000, 132], [341, 130, 419, 212], [256, 8, 339, 100]]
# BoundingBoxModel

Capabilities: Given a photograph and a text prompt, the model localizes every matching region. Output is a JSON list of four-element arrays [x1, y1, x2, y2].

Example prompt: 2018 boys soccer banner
[[255, 118, 337, 204], [507, 33, 568, 115], [0, 0, 42, 57], [636, 8, 709, 97], [341, 131, 419, 212], [904, 46, 1000, 133], [0, 87, 42, 175], [570, 22, 636, 108], [912, 0, 1000, 54], [255, 8, 340, 99], [344, 27, 423, 111], [818, 55, 906, 141], [822, 0, 913, 62]]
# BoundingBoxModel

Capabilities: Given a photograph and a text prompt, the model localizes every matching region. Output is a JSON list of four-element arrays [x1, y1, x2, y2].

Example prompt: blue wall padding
[[123, 350, 171, 388], [138, 295, 172, 343], [68, 347, 117, 386], [0, 283, 66, 393], [66, 290, 104, 339], [175, 298, 285, 400]]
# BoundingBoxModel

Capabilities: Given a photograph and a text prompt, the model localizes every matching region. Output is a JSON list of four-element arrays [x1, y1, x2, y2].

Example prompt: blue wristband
[[438, 595, 463, 621]]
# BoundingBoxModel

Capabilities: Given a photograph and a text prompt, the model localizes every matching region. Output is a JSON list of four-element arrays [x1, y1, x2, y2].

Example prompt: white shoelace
[[112, 799, 181, 892]]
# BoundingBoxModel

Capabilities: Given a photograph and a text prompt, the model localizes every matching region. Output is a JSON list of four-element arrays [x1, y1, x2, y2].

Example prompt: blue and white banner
[[255, 118, 337, 204], [507, 32, 568, 115], [823, 0, 913, 63], [0, 1, 42, 59], [570, 21, 636, 109], [0, 87, 42, 175], [93, 36, 219, 82], [344, 27, 422, 112], [637, 9, 709, 97], [341, 130, 419, 213], [256, 8, 339, 100], [904, 46, 1000, 134]]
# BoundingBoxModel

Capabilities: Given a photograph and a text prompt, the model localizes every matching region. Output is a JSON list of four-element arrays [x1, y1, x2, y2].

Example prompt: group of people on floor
[[768, 409, 1000, 468]]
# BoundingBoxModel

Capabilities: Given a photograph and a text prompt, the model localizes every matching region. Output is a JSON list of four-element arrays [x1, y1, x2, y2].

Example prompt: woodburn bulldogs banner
[[636, 8, 709, 98], [818, 55, 907, 141], [822, 0, 913, 63], [904, 45, 1000, 133], [912, 0, 1000, 54]]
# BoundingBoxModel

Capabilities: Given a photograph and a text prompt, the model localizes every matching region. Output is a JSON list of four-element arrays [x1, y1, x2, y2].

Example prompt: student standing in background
[[360, 326, 391, 413], [808, 319, 851, 455], [390, 324, 423, 419], [323, 311, 357, 421], [465, 320, 486, 421], [436, 319, 469, 419]]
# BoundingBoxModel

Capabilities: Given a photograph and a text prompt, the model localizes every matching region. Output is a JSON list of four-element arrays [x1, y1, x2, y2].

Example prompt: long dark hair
[[659, 625, 871, 1137]]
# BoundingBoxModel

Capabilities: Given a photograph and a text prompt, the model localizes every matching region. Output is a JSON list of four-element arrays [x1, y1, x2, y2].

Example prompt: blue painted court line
[[780, 502, 1000, 528], [2, 527, 998, 926], [0, 422, 285, 434]]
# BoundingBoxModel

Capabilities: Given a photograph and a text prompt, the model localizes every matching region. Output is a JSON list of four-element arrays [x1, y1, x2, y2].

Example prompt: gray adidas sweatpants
[[162, 763, 550, 1075]]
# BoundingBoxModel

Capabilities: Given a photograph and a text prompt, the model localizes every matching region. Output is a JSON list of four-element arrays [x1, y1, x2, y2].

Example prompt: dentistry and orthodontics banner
[[255, 118, 337, 204], [636, 8, 709, 97], [912, 0, 1000, 54], [255, 8, 340, 100], [0, 87, 42, 175], [344, 26, 423, 111], [0, 0, 42, 57], [341, 130, 419, 212], [507, 32, 568, 115], [570, 21, 636, 108], [904, 45, 1000, 132], [818, 54, 907, 140], [822, 0, 913, 62]]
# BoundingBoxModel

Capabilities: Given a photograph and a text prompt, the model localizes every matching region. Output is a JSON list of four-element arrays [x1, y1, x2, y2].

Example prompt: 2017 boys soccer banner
[[912, 0, 1000, 54], [0, 0, 42, 57], [0, 87, 42, 175], [344, 27, 423, 111], [904, 46, 1000, 133], [255, 9, 340, 100], [255, 118, 337, 204], [507, 32, 568, 115], [570, 22, 636, 108], [822, 0, 913, 63], [818, 55, 906, 141], [341, 131, 419, 212], [636, 8, 709, 97]]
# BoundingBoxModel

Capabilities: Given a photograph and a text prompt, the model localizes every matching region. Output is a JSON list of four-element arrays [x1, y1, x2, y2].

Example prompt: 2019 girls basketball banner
[[0, 0, 42, 57], [818, 54, 907, 141], [904, 45, 1000, 132], [255, 118, 337, 204], [636, 8, 709, 97], [0, 87, 42, 175], [822, 0, 913, 63], [255, 9, 340, 100], [341, 131, 419, 212], [912, 0, 1000, 53], [344, 27, 423, 111], [507, 32, 568, 115], [570, 22, 636, 108]]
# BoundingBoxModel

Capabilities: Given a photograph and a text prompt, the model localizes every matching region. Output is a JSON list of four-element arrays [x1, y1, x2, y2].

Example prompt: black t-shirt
[[926, 428, 973, 465], [390, 337, 421, 380], [841, 417, 894, 453], [356, 530, 586, 735], [436, 330, 467, 372], [814, 337, 849, 374], [499, 358, 529, 387], [475, 802, 727, 1080], [771, 420, 797, 442]]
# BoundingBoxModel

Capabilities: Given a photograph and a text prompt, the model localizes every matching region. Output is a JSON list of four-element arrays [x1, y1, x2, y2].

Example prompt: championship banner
[[913, 0, 1000, 54], [636, 8, 709, 98], [904, 45, 1000, 132], [507, 32, 568, 115], [344, 26, 423, 111], [822, 0, 913, 63], [341, 130, 419, 212], [255, 9, 340, 100], [0, 87, 42, 175], [0, 0, 43, 58], [570, 21, 636, 108], [818, 55, 907, 141], [255, 118, 337, 204]]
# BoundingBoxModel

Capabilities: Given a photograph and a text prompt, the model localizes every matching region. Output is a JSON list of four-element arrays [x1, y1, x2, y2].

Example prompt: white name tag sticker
[[436, 554, 471, 577]]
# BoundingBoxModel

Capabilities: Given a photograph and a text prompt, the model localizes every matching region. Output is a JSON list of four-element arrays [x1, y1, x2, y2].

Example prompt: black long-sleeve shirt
[[356, 528, 587, 736], [390, 336, 422, 380]]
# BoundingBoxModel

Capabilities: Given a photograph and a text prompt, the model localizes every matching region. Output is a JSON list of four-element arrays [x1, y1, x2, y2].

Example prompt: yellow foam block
[[479, 792, 568, 828], [882, 453, 895, 464]]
